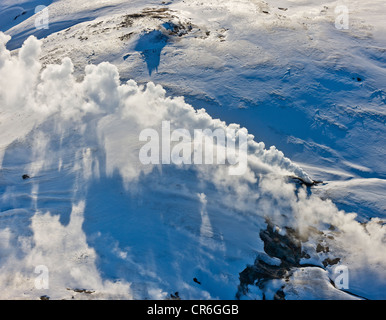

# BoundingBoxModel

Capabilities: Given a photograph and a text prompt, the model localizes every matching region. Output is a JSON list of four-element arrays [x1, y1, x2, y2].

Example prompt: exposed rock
[[316, 243, 330, 253], [119, 32, 133, 41], [169, 292, 181, 300], [237, 222, 342, 300], [322, 257, 341, 267], [259, 224, 302, 267], [274, 288, 286, 300], [66, 288, 95, 294], [289, 176, 323, 187]]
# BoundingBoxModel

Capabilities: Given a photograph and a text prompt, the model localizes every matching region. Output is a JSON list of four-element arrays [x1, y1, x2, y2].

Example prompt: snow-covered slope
[[0, 0, 385, 300], [15, 0, 384, 219]]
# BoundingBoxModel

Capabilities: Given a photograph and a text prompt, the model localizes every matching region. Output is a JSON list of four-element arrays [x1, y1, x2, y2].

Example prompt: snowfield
[[0, 0, 385, 300]]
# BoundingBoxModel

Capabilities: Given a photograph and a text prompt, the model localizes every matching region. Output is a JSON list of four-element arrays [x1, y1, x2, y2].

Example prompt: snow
[[0, 0, 385, 300], [284, 267, 359, 300]]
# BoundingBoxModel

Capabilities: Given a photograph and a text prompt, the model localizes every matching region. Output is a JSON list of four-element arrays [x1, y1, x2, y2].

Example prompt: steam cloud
[[0, 34, 384, 299]]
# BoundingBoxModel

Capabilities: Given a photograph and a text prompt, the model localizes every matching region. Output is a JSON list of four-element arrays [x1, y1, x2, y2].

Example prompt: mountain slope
[[0, 0, 385, 300]]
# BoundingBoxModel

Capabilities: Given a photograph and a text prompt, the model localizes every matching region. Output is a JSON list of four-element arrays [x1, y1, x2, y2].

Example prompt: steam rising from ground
[[0, 34, 384, 299]]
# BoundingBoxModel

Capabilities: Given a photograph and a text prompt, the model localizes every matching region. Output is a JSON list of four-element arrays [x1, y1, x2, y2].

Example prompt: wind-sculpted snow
[[0, 34, 385, 299]]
